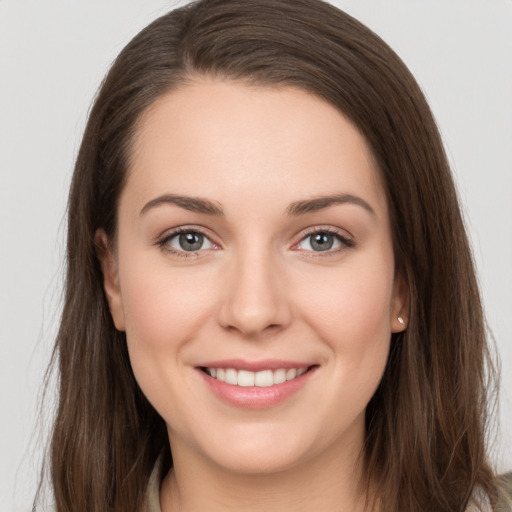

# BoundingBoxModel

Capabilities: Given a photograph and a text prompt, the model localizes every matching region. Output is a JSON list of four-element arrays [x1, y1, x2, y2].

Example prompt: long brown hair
[[39, 1, 500, 510]]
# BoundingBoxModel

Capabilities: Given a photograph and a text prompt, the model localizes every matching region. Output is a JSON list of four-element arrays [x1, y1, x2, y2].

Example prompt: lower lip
[[197, 367, 316, 409]]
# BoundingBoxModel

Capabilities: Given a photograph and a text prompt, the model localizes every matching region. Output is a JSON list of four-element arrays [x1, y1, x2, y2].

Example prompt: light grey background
[[1, 1, 511, 511]]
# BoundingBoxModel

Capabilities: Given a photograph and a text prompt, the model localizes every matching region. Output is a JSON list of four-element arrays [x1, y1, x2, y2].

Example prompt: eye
[[296, 230, 353, 252], [159, 229, 216, 254]]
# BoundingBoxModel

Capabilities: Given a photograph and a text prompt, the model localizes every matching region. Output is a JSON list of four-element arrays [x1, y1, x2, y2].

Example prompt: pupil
[[179, 232, 203, 251], [311, 233, 333, 251]]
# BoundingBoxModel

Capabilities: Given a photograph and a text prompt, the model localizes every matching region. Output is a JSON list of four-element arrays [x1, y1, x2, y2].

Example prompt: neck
[[160, 430, 372, 512]]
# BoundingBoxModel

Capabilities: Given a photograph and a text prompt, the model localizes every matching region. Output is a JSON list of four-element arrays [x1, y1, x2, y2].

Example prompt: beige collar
[[146, 458, 162, 512]]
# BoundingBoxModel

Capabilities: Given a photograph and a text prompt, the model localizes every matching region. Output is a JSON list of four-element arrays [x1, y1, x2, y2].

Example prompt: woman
[[38, 0, 508, 510]]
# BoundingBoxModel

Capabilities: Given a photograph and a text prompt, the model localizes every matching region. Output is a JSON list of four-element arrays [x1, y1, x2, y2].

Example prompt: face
[[99, 80, 407, 475]]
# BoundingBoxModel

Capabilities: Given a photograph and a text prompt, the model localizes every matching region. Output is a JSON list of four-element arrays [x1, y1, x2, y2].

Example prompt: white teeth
[[273, 368, 286, 384], [225, 368, 237, 385], [286, 368, 297, 380], [255, 370, 273, 387], [237, 370, 255, 387], [206, 366, 309, 386]]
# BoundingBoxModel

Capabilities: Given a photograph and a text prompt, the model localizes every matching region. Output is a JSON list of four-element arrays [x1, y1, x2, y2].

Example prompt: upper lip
[[197, 359, 313, 372]]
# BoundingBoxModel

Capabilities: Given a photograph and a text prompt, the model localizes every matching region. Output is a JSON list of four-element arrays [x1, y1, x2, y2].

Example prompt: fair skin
[[98, 80, 407, 512]]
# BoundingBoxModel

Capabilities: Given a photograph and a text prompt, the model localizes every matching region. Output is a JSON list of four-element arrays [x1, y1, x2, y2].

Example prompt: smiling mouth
[[201, 366, 314, 387]]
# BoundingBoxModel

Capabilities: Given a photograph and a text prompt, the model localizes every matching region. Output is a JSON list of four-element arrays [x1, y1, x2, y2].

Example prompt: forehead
[[124, 79, 387, 218]]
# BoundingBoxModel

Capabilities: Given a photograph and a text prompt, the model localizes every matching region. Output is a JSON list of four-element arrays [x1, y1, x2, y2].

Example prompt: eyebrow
[[286, 193, 376, 217], [140, 192, 375, 218], [140, 194, 224, 216]]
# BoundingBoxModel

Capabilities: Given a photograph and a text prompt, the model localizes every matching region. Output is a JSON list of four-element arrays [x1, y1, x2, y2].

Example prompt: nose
[[217, 249, 292, 337]]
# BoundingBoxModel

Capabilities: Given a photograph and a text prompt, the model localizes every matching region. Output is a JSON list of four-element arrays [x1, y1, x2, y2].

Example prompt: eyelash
[[156, 226, 217, 259], [293, 227, 355, 256], [156, 226, 355, 259]]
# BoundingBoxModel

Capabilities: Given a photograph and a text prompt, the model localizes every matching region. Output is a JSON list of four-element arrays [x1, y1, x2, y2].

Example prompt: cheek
[[297, 254, 394, 378], [117, 254, 224, 432], [116, 250, 219, 406], [302, 261, 393, 335], [120, 257, 216, 349]]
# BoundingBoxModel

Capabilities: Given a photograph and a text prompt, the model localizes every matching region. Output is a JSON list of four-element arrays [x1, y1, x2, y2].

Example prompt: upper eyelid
[[157, 225, 217, 243], [296, 225, 353, 241]]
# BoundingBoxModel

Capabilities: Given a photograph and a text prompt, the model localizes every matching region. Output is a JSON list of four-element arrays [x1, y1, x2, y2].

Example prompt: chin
[[209, 443, 308, 475], [188, 417, 351, 476], [177, 420, 315, 475]]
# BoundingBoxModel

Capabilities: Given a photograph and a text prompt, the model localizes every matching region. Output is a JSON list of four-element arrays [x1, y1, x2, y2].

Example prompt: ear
[[94, 229, 126, 331], [390, 271, 409, 333]]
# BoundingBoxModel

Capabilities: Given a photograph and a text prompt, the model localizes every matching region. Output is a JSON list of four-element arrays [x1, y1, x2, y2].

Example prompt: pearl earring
[[397, 316, 405, 325]]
